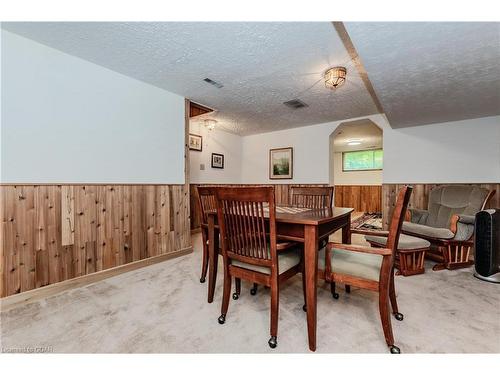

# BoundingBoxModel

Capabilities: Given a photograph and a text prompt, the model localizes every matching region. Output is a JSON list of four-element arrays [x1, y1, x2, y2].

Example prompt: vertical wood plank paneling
[[61, 185, 74, 246], [96, 185, 106, 272], [35, 186, 49, 288], [123, 185, 133, 265], [4, 187, 19, 295], [333, 185, 382, 213], [0, 184, 191, 298], [18, 186, 36, 292], [47, 186, 61, 285]]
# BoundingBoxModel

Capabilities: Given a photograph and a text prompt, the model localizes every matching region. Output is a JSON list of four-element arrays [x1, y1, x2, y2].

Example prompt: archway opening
[[329, 119, 383, 225]]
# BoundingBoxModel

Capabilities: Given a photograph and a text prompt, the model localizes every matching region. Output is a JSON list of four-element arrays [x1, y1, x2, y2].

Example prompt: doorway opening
[[328, 119, 383, 230]]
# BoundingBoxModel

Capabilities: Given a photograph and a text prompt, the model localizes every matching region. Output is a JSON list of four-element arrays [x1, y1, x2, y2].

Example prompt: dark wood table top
[[207, 205, 353, 225]]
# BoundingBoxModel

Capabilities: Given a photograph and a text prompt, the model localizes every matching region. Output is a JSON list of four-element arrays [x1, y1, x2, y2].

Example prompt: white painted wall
[[333, 152, 382, 185], [189, 122, 242, 184], [241, 114, 500, 184], [241, 114, 389, 184], [383, 116, 500, 183], [1, 30, 186, 184]]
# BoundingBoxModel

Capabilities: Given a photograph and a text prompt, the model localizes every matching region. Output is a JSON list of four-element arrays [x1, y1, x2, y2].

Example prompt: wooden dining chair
[[195, 186, 217, 283], [291, 185, 339, 297], [214, 186, 305, 349], [322, 186, 412, 353], [291, 186, 334, 209]]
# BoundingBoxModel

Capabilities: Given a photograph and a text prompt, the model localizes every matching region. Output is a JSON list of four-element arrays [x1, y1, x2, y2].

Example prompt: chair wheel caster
[[302, 304, 307, 312], [232, 293, 239, 300], [250, 287, 257, 295], [332, 292, 339, 299], [200, 277, 206, 283], [268, 336, 277, 349], [394, 313, 404, 321], [389, 345, 401, 354], [218, 314, 226, 324]]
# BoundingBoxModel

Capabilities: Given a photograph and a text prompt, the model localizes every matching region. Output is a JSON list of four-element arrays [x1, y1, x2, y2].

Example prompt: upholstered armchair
[[402, 185, 495, 270]]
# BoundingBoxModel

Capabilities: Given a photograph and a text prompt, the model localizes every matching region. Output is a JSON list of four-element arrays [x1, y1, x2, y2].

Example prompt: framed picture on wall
[[189, 133, 202, 151], [269, 147, 293, 179], [211, 153, 224, 169]]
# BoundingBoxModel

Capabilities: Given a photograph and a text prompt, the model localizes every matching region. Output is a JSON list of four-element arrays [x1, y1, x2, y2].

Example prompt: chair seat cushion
[[402, 221, 454, 240], [318, 247, 382, 281], [232, 247, 301, 275], [365, 233, 431, 249]]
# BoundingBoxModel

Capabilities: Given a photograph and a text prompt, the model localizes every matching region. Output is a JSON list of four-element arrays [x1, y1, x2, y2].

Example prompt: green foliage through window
[[343, 149, 383, 171]]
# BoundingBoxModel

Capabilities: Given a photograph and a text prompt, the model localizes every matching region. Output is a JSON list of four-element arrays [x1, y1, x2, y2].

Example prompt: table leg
[[342, 213, 351, 244], [304, 224, 318, 352], [207, 215, 219, 303]]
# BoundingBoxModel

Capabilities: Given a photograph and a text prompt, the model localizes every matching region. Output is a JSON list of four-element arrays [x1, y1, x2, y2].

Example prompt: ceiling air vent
[[283, 99, 308, 109], [203, 78, 224, 89]]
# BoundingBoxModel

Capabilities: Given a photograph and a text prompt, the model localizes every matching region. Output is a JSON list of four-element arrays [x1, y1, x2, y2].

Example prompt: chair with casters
[[195, 186, 218, 284], [196, 186, 259, 297], [214, 186, 306, 349], [321, 185, 413, 353]]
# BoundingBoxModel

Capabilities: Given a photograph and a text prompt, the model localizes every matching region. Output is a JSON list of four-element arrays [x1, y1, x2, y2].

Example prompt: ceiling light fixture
[[347, 139, 362, 146], [324, 66, 347, 90], [204, 119, 217, 131]]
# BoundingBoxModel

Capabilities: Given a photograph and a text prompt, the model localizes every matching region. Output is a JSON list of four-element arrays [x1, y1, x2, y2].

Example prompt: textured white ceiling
[[2, 22, 380, 135], [345, 22, 500, 128], [332, 119, 382, 152]]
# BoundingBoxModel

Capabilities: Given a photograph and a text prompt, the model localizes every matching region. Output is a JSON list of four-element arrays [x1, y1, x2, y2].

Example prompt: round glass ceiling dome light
[[204, 119, 217, 131], [324, 67, 347, 90]]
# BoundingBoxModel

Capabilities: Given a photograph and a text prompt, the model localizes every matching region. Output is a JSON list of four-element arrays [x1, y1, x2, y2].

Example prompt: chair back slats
[[196, 186, 217, 226], [291, 186, 334, 209], [386, 186, 413, 253], [215, 187, 276, 266]]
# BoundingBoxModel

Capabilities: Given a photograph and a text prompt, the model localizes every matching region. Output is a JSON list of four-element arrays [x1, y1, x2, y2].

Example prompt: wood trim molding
[[0, 246, 192, 312]]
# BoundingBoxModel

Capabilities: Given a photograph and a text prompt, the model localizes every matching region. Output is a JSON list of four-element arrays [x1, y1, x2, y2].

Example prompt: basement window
[[342, 149, 383, 171]]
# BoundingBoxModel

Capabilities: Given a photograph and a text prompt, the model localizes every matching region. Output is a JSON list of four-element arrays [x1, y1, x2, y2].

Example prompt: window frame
[[342, 148, 383, 172]]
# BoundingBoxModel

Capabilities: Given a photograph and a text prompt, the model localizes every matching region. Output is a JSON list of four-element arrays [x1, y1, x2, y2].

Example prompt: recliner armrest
[[457, 214, 476, 225], [450, 214, 476, 242]]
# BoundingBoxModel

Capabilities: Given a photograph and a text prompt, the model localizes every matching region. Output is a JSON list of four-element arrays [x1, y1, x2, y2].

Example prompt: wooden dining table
[[206, 204, 354, 352]]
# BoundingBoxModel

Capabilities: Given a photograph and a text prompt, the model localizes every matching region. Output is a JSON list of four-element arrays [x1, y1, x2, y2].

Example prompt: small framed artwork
[[269, 147, 293, 179], [211, 153, 224, 169], [189, 133, 202, 151]]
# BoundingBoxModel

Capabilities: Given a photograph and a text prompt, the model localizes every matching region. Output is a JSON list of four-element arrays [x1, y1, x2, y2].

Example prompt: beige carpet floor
[[1, 231, 499, 353]]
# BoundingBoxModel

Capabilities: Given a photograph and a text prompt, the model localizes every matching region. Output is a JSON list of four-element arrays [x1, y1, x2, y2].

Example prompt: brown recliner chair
[[402, 185, 495, 270]]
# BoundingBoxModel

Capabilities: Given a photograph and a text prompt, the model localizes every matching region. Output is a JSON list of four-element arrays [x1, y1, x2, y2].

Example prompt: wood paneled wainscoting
[[382, 183, 500, 229], [0, 184, 191, 298], [334, 185, 382, 214]]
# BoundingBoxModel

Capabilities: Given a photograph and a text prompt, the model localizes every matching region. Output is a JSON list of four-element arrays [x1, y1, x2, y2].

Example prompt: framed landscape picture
[[189, 133, 202, 151], [211, 153, 224, 169], [269, 147, 293, 179]]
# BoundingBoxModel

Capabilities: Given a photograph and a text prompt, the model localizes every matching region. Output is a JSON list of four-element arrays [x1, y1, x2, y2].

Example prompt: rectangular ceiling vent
[[203, 78, 224, 89], [283, 99, 308, 109]]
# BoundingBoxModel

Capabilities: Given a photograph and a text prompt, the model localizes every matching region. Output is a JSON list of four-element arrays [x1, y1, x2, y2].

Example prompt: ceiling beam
[[332, 22, 385, 115]]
